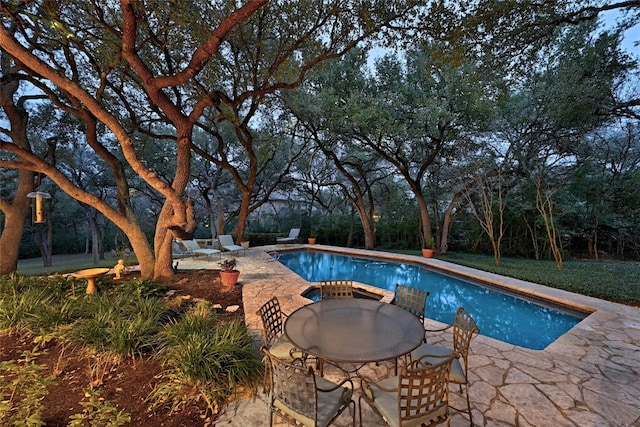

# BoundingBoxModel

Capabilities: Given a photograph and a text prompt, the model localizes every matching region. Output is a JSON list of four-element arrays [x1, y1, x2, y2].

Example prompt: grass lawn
[[385, 249, 640, 306], [438, 252, 640, 306], [16, 253, 136, 276]]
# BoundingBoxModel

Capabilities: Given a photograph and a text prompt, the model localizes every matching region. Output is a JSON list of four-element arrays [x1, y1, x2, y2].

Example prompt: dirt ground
[[0, 269, 243, 426]]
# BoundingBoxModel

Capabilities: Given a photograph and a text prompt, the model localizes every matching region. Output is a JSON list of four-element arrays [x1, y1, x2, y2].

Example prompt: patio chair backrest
[[218, 234, 235, 248], [394, 284, 429, 323], [452, 307, 479, 363], [257, 297, 285, 345], [266, 351, 318, 422], [179, 240, 201, 251], [288, 228, 300, 238], [400, 356, 453, 425], [320, 280, 354, 299]]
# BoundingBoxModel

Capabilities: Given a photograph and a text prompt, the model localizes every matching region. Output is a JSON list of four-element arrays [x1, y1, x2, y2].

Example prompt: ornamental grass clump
[[0, 273, 81, 334], [149, 301, 263, 416], [72, 292, 166, 358]]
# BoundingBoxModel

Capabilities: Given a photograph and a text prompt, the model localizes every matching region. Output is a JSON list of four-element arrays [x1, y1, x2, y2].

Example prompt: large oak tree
[[1, 0, 416, 277]]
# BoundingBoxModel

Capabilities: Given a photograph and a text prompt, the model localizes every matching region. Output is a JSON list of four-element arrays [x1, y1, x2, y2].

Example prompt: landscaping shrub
[[150, 301, 263, 416], [72, 293, 166, 358]]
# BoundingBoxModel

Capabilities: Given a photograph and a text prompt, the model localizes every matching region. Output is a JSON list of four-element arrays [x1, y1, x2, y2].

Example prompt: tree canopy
[[1, 0, 639, 275]]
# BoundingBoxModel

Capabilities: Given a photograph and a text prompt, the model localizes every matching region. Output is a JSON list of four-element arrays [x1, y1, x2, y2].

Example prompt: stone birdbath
[[73, 267, 110, 295]]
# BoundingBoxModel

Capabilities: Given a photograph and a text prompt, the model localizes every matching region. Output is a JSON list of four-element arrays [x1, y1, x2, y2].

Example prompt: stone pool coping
[[178, 245, 640, 426]]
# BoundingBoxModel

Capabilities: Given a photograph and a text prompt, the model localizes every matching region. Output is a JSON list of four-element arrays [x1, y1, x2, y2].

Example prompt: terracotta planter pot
[[241, 241, 250, 250], [422, 248, 434, 258], [308, 237, 317, 245], [220, 270, 240, 287]]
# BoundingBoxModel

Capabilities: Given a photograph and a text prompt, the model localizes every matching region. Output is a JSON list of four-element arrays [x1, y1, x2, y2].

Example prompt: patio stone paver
[[177, 245, 640, 426]]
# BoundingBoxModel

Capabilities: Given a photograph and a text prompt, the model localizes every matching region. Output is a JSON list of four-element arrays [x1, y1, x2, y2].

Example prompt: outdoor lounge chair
[[262, 346, 355, 427], [276, 228, 300, 244], [218, 234, 244, 255], [176, 239, 221, 259], [320, 280, 354, 299], [410, 306, 479, 426], [359, 355, 453, 427]]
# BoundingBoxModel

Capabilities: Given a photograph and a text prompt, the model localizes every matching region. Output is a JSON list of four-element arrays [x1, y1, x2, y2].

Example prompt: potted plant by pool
[[422, 237, 435, 258], [219, 258, 240, 287], [308, 230, 318, 245]]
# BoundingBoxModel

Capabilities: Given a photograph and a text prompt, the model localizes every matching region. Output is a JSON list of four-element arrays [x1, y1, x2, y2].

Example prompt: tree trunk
[[440, 191, 466, 255], [363, 220, 376, 250], [153, 198, 196, 278], [235, 190, 252, 245], [0, 48, 36, 274], [416, 193, 433, 250], [81, 204, 102, 265], [0, 181, 32, 274]]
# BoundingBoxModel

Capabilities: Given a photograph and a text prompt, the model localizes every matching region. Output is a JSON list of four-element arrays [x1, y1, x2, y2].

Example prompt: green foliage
[[68, 388, 131, 427], [147, 370, 226, 417], [0, 273, 81, 334], [150, 302, 263, 415], [0, 349, 57, 427], [424, 237, 436, 249], [100, 276, 166, 300], [72, 293, 166, 358]]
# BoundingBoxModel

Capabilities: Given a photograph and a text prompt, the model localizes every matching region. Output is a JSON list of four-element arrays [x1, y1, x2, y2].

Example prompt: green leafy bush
[[150, 302, 263, 415]]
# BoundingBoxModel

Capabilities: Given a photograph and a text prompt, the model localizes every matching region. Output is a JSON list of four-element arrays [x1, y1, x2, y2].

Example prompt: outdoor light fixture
[[26, 191, 51, 224]]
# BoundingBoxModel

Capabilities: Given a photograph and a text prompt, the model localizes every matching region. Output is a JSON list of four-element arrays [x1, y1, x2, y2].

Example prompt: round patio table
[[284, 299, 424, 365]]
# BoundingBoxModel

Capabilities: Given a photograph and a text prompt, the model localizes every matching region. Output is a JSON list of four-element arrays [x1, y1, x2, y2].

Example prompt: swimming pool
[[276, 250, 587, 350]]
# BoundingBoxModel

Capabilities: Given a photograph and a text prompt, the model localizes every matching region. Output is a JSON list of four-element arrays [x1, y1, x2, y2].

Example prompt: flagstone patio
[[179, 245, 640, 426]]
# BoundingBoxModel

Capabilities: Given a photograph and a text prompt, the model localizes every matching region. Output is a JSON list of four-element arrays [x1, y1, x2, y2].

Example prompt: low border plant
[[0, 349, 57, 427]]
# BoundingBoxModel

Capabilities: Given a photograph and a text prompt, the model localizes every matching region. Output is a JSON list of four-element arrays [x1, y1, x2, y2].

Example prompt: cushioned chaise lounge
[[276, 228, 300, 244]]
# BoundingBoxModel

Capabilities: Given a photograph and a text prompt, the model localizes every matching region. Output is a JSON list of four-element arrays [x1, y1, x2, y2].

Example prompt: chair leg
[[349, 399, 356, 426], [463, 382, 473, 426], [316, 357, 324, 376], [449, 382, 473, 426]]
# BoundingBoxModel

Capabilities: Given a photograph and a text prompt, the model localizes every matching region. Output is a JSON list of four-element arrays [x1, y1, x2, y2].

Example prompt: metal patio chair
[[257, 297, 308, 391], [359, 355, 453, 427], [392, 283, 430, 373], [410, 306, 479, 426], [393, 283, 429, 325], [262, 346, 355, 427], [320, 280, 354, 300]]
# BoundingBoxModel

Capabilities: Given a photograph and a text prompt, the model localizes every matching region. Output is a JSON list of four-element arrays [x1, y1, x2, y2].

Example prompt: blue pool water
[[276, 250, 586, 350]]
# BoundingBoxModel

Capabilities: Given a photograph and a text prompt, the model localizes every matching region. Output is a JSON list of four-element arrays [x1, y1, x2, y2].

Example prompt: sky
[[602, 8, 640, 58]]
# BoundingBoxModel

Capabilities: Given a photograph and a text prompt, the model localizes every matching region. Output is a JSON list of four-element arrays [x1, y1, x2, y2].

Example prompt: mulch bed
[[0, 270, 243, 426]]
